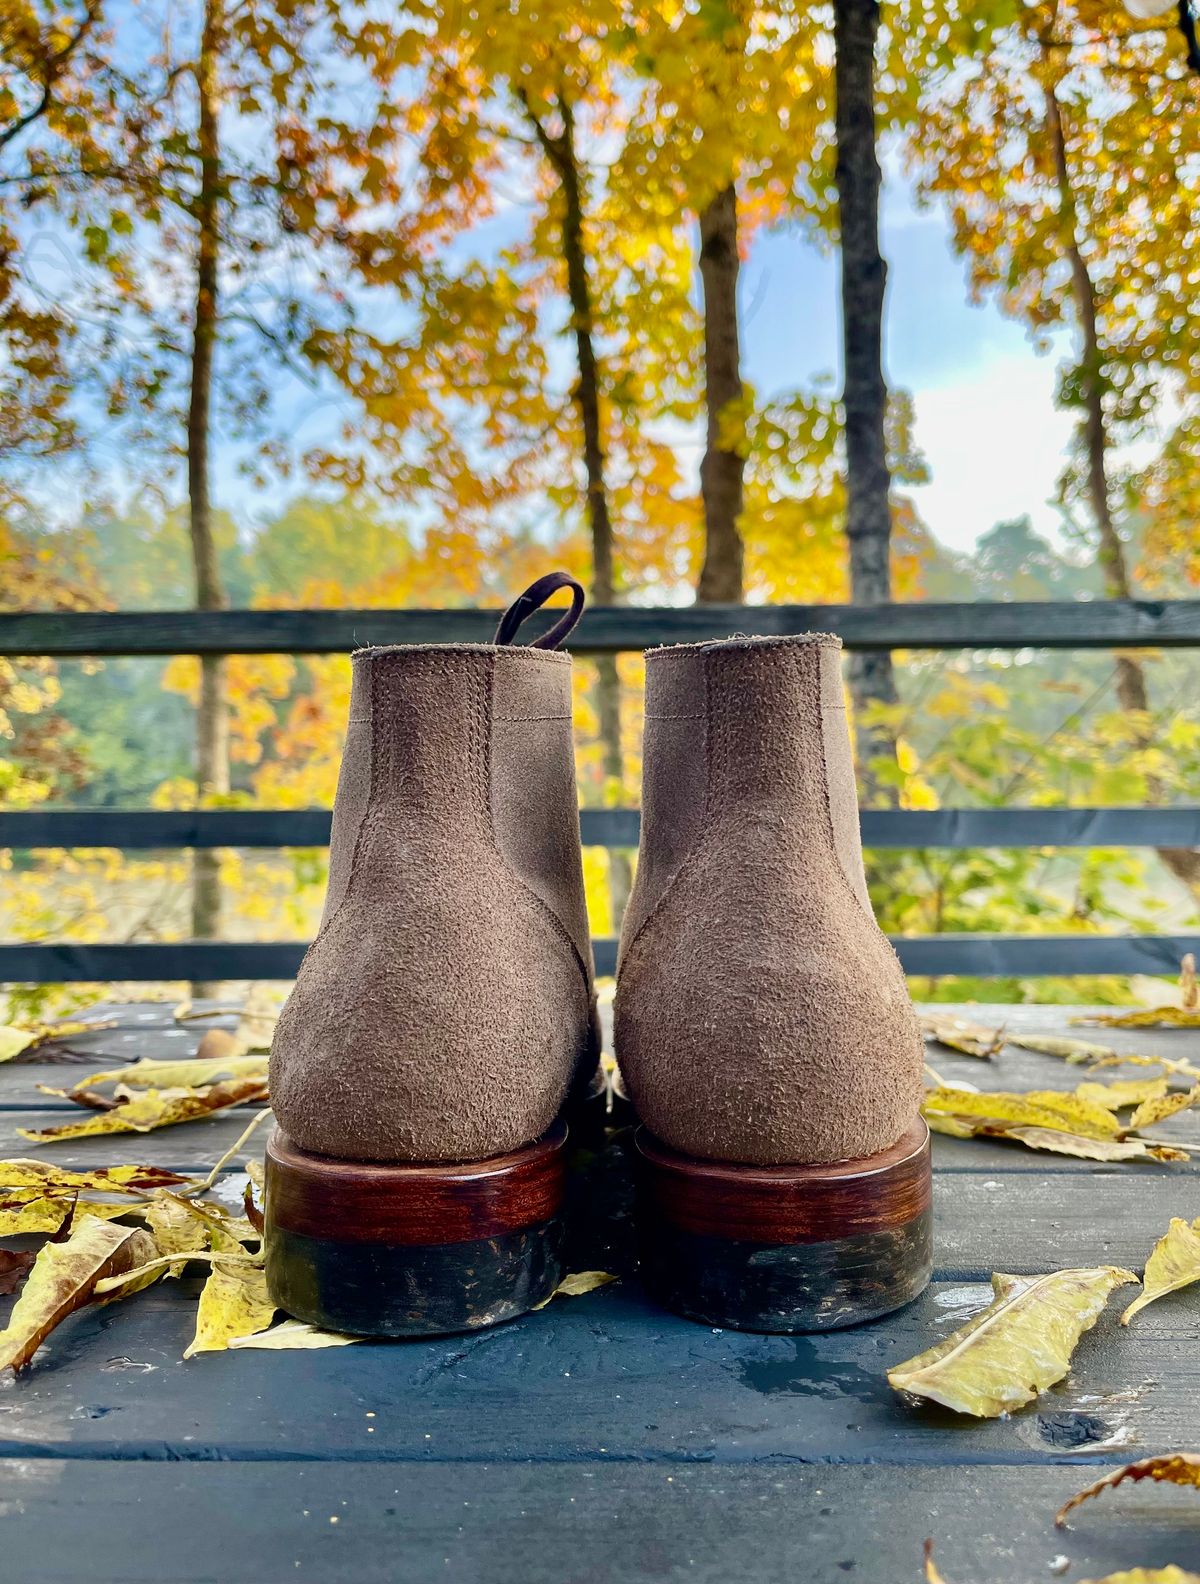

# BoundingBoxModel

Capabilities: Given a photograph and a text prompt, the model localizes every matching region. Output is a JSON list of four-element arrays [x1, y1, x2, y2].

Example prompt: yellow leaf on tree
[[1057, 1453, 1200, 1525], [185, 1259, 276, 1357], [888, 1267, 1138, 1417], [18, 1077, 270, 1142], [0, 1218, 157, 1372], [1122, 1219, 1200, 1324], [228, 1318, 361, 1349]]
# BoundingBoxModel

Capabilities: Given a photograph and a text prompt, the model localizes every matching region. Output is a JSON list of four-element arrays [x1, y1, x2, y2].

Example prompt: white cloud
[[906, 353, 1078, 551]]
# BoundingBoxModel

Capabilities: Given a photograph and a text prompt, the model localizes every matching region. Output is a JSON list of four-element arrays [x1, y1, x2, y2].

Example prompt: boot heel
[[264, 1120, 567, 1336], [635, 1119, 932, 1332]]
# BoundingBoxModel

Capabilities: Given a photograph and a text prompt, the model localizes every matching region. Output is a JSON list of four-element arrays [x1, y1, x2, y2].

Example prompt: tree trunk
[[526, 91, 631, 928], [834, 0, 898, 805], [696, 183, 746, 603], [188, 0, 230, 993], [1045, 78, 1200, 897]]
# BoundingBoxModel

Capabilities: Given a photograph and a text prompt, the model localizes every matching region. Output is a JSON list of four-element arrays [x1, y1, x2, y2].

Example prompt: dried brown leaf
[[0, 1249, 35, 1295], [1057, 1453, 1200, 1526], [919, 1015, 1005, 1059]]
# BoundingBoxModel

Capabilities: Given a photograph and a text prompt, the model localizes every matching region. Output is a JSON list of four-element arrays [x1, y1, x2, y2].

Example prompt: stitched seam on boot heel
[[618, 655, 714, 966], [484, 655, 594, 1000]]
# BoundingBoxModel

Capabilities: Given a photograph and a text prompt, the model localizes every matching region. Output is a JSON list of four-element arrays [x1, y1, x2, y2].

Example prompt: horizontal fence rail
[[4, 598, 1200, 984], [5, 598, 1200, 655], [5, 806, 1200, 850], [4, 934, 1200, 985]]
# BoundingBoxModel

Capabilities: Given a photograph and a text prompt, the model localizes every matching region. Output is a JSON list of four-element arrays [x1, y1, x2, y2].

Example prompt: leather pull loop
[[493, 571, 586, 650]]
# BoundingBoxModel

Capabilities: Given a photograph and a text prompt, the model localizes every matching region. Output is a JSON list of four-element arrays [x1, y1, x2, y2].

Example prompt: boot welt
[[264, 1120, 567, 1336], [635, 1119, 933, 1333]]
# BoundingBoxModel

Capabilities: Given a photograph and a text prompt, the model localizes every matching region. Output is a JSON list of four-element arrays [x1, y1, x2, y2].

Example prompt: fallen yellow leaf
[[185, 1258, 276, 1356], [0, 1160, 188, 1193], [531, 1270, 618, 1310], [0, 1019, 120, 1063], [926, 1542, 1200, 1584], [1006, 1032, 1122, 1064], [68, 1053, 269, 1095], [1078, 1572, 1200, 1583], [0, 1197, 135, 1234], [1075, 1009, 1200, 1029], [0, 1218, 157, 1372], [919, 1015, 1005, 1059], [1128, 1088, 1200, 1133], [923, 1087, 1123, 1140], [1075, 1079, 1169, 1112], [18, 1076, 270, 1142], [1122, 1219, 1200, 1324], [1001, 1128, 1187, 1165], [228, 1318, 361, 1349], [141, 1192, 212, 1277], [1057, 1453, 1200, 1525], [0, 1026, 37, 1063], [888, 1267, 1138, 1417]]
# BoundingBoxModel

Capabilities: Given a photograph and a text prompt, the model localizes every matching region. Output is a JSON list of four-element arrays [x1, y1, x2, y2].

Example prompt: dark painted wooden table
[[2, 1002, 1200, 1584]]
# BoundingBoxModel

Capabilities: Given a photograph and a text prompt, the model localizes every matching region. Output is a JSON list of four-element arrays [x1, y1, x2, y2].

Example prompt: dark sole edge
[[635, 1121, 934, 1333], [263, 1124, 568, 1337]]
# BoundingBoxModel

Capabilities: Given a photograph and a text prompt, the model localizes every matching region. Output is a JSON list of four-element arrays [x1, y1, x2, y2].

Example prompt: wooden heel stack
[[264, 1120, 567, 1337], [635, 1119, 933, 1332]]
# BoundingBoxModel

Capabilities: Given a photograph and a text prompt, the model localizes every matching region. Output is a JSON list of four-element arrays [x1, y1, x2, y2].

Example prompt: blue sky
[[741, 180, 1078, 554], [208, 171, 1082, 560]]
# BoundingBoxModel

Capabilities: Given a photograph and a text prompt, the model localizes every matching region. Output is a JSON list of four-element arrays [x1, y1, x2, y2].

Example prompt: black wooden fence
[[3, 598, 1200, 984]]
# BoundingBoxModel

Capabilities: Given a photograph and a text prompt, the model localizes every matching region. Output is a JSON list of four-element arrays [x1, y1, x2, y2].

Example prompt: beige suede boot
[[616, 634, 932, 1331], [265, 573, 598, 1335]]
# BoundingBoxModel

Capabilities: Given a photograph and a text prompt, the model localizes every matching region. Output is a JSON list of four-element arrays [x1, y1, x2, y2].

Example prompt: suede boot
[[616, 634, 932, 1331], [265, 573, 598, 1335]]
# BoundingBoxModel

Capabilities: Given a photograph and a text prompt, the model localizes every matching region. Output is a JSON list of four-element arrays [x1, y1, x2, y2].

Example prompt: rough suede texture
[[614, 634, 924, 1167], [270, 644, 597, 1165]]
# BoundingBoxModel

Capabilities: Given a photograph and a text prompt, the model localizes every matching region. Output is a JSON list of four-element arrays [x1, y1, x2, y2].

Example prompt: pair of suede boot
[[266, 573, 929, 1336]]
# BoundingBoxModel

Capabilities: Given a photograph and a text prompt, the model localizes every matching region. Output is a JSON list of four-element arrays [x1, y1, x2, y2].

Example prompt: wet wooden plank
[[2, 1459, 1198, 1584], [0, 1278, 1193, 1466]]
